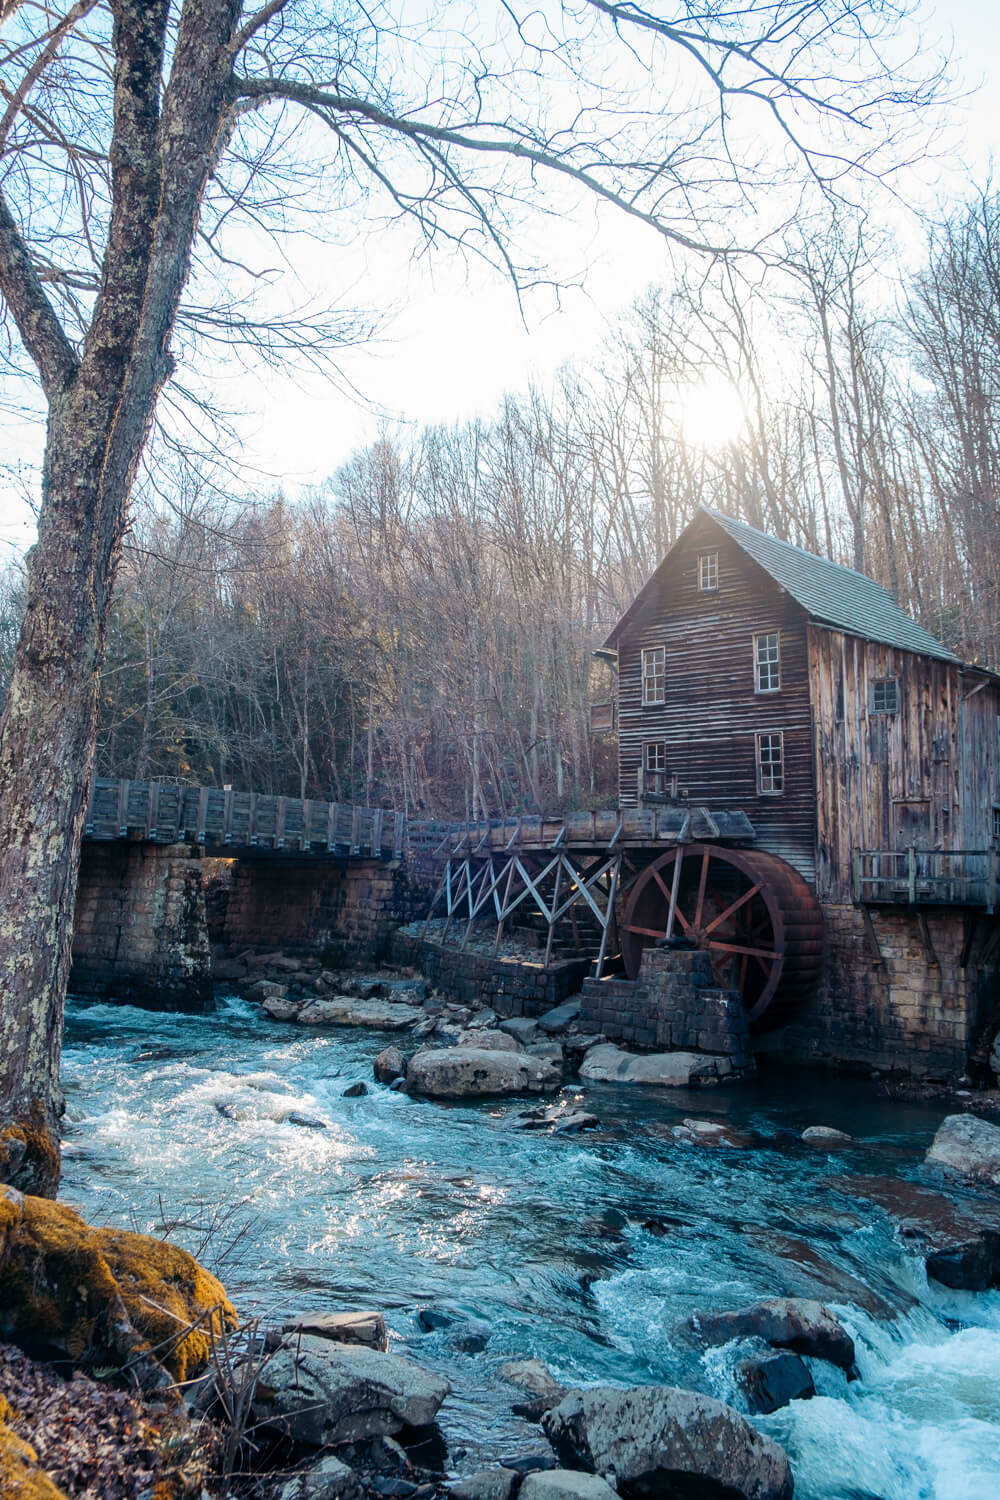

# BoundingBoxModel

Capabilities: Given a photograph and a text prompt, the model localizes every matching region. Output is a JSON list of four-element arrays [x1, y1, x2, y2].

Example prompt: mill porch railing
[[852, 848, 999, 912]]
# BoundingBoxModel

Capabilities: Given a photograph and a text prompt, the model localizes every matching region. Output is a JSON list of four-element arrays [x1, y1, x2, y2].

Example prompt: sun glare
[[678, 377, 747, 452]]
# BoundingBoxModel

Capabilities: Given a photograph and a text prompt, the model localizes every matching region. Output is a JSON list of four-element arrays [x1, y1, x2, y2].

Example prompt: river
[[60, 992, 1000, 1499]]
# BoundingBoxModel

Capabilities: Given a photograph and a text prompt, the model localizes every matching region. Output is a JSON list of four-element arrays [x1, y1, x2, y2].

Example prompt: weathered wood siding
[[616, 515, 817, 882], [808, 624, 1000, 902]]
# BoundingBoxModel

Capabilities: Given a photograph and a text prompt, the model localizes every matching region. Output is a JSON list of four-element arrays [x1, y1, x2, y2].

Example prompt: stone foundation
[[221, 858, 409, 963], [580, 946, 753, 1067], [71, 843, 211, 1007], [763, 903, 999, 1079], [387, 931, 589, 1016]]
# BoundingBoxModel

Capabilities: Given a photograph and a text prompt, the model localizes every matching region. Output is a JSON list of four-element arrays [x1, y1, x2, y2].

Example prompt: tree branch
[[0, 186, 78, 394]]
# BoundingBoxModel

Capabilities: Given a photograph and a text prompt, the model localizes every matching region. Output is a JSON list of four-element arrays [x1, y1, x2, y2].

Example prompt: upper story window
[[698, 552, 719, 592], [754, 631, 781, 693], [756, 731, 784, 794], [870, 677, 899, 714], [641, 646, 666, 705]]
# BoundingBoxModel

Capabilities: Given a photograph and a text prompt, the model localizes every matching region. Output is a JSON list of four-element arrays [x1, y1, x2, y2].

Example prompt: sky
[[0, 0, 997, 551]]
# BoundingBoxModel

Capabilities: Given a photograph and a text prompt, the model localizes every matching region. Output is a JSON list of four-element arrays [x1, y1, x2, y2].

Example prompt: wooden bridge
[[84, 778, 404, 859]]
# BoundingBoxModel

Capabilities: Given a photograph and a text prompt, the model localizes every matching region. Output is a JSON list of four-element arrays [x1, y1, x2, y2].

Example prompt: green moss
[[0, 1108, 61, 1198], [0, 1397, 68, 1500], [0, 1196, 237, 1384]]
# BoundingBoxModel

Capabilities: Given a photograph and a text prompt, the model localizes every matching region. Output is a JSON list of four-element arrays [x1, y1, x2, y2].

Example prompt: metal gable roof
[[603, 507, 960, 664], [702, 509, 960, 663]]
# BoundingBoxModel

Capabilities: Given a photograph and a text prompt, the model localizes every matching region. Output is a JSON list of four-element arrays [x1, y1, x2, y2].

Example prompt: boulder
[[736, 1351, 815, 1414], [500, 1018, 539, 1045], [284, 1112, 329, 1130], [449, 1471, 519, 1500], [541, 1385, 793, 1500], [521, 1473, 618, 1500], [694, 1297, 855, 1372], [342, 1082, 369, 1098], [406, 1047, 562, 1099], [501, 1357, 568, 1419], [537, 1001, 581, 1035], [374, 1047, 406, 1084], [297, 998, 417, 1030], [512, 1104, 598, 1135], [802, 1125, 853, 1146], [668, 1118, 754, 1148], [579, 1045, 732, 1086], [280, 1455, 359, 1500], [926, 1114, 1000, 1188], [263, 994, 306, 1022], [249, 979, 289, 1002], [457, 1028, 521, 1053], [282, 1311, 388, 1352], [252, 1335, 450, 1447]]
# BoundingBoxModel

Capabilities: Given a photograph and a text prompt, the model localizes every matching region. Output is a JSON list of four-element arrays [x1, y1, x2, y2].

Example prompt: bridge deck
[[84, 779, 403, 859]]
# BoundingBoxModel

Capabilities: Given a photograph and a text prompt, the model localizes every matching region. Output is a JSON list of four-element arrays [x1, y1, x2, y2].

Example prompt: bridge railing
[[85, 778, 404, 858], [852, 848, 999, 911]]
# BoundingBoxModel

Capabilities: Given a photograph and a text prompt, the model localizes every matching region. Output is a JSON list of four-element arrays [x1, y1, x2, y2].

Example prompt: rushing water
[[60, 993, 1000, 1498]]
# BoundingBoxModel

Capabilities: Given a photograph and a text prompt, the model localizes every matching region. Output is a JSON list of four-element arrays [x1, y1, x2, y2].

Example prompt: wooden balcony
[[852, 848, 999, 912]]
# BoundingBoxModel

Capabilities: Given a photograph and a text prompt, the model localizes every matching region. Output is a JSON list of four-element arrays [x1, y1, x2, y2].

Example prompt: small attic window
[[870, 678, 899, 714], [698, 552, 719, 592]]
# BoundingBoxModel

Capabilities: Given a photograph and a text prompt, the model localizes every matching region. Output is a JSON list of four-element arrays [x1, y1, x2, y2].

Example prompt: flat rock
[[667, 1117, 755, 1148], [406, 1047, 562, 1099], [280, 1455, 359, 1500], [500, 1359, 567, 1403], [537, 1001, 581, 1035], [693, 1297, 855, 1371], [263, 994, 304, 1021], [374, 1046, 406, 1084], [252, 1335, 450, 1447], [297, 998, 418, 1030], [830, 1173, 1000, 1290], [250, 979, 289, 1001], [926, 1113, 1000, 1188], [579, 1044, 732, 1086], [736, 1351, 815, 1414], [499, 1018, 539, 1045], [457, 1027, 521, 1052], [520, 1472, 619, 1500], [802, 1125, 854, 1146], [541, 1385, 793, 1500], [282, 1311, 388, 1352], [449, 1470, 519, 1500]]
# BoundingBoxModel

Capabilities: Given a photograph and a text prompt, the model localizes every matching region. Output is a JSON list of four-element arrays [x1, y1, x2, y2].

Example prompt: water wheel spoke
[[624, 923, 669, 940], [693, 852, 710, 931], [707, 938, 778, 962], [703, 882, 762, 937]]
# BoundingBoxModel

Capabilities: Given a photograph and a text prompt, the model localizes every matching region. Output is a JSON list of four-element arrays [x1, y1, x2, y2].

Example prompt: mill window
[[641, 646, 666, 706], [754, 632, 781, 693], [644, 741, 667, 775], [870, 677, 899, 714], [756, 731, 784, 794], [698, 552, 719, 592]]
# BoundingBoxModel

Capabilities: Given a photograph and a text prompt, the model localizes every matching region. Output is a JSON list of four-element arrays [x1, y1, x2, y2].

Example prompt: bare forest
[[2, 190, 990, 822]]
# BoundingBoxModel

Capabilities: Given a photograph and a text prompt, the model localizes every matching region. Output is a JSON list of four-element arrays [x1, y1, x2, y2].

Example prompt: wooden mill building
[[598, 507, 1000, 1076]]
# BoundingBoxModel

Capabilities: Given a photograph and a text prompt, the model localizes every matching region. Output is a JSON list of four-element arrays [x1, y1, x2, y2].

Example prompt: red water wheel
[[621, 844, 824, 1028]]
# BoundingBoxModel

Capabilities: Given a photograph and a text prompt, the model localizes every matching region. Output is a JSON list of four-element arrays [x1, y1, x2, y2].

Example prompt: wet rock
[[526, 1042, 564, 1068], [343, 1082, 369, 1098], [831, 1174, 1000, 1291], [456, 1028, 520, 1052], [249, 979, 290, 1002], [512, 1104, 597, 1134], [500, 1359, 567, 1407], [537, 1001, 581, 1035], [668, 1118, 755, 1148], [282, 1311, 388, 1352], [541, 1385, 793, 1500], [411, 1017, 438, 1039], [284, 1111, 329, 1130], [453, 1325, 491, 1353], [417, 1308, 453, 1332], [374, 1047, 407, 1084], [500, 1018, 539, 1046], [579, 1045, 732, 1087], [694, 1297, 855, 1372], [406, 1047, 562, 1099], [449, 1470, 519, 1500], [520, 1471, 619, 1500], [926, 1113, 1000, 1188], [252, 1335, 450, 1447], [802, 1126, 854, 1146], [298, 998, 418, 1030], [280, 1454, 360, 1500], [271, 955, 305, 973], [736, 1351, 815, 1414]]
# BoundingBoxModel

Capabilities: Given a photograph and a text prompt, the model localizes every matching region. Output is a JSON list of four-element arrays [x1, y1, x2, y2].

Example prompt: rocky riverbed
[[15, 978, 1000, 1497]]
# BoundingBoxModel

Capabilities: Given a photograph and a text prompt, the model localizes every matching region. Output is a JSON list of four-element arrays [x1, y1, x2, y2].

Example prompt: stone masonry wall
[[71, 843, 211, 1007], [763, 903, 997, 1079], [222, 858, 409, 962], [580, 945, 753, 1067], [388, 931, 589, 1016]]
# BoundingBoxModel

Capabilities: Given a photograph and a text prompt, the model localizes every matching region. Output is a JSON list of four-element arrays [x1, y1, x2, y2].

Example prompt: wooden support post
[[852, 850, 862, 903], [594, 854, 621, 979], [664, 844, 685, 941], [916, 910, 940, 968], [493, 858, 517, 955], [907, 845, 917, 905], [117, 779, 130, 837], [543, 857, 564, 969], [147, 781, 160, 840], [275, 796, 286, 850], [224, 788, 234, 846], [372, 808, 384, 857], [421, 861, 450, 940], [196, 786, 209, 844], [861, 906, 886, 973]]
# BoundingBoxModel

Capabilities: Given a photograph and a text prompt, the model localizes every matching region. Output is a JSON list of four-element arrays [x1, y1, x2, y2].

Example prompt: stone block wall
[[580, 945, 752, 1065], [387, 931, 589, 1016], [221, 858, 409, 962], [71, 843, 211, 1007], [763, 903, 998, 1079]]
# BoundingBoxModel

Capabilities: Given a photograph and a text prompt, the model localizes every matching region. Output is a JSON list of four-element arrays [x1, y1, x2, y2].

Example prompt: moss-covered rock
[[0, 1394, 69, 1500], [0, 1112, 61, 1199], [0, 1186, 237, 1385]]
